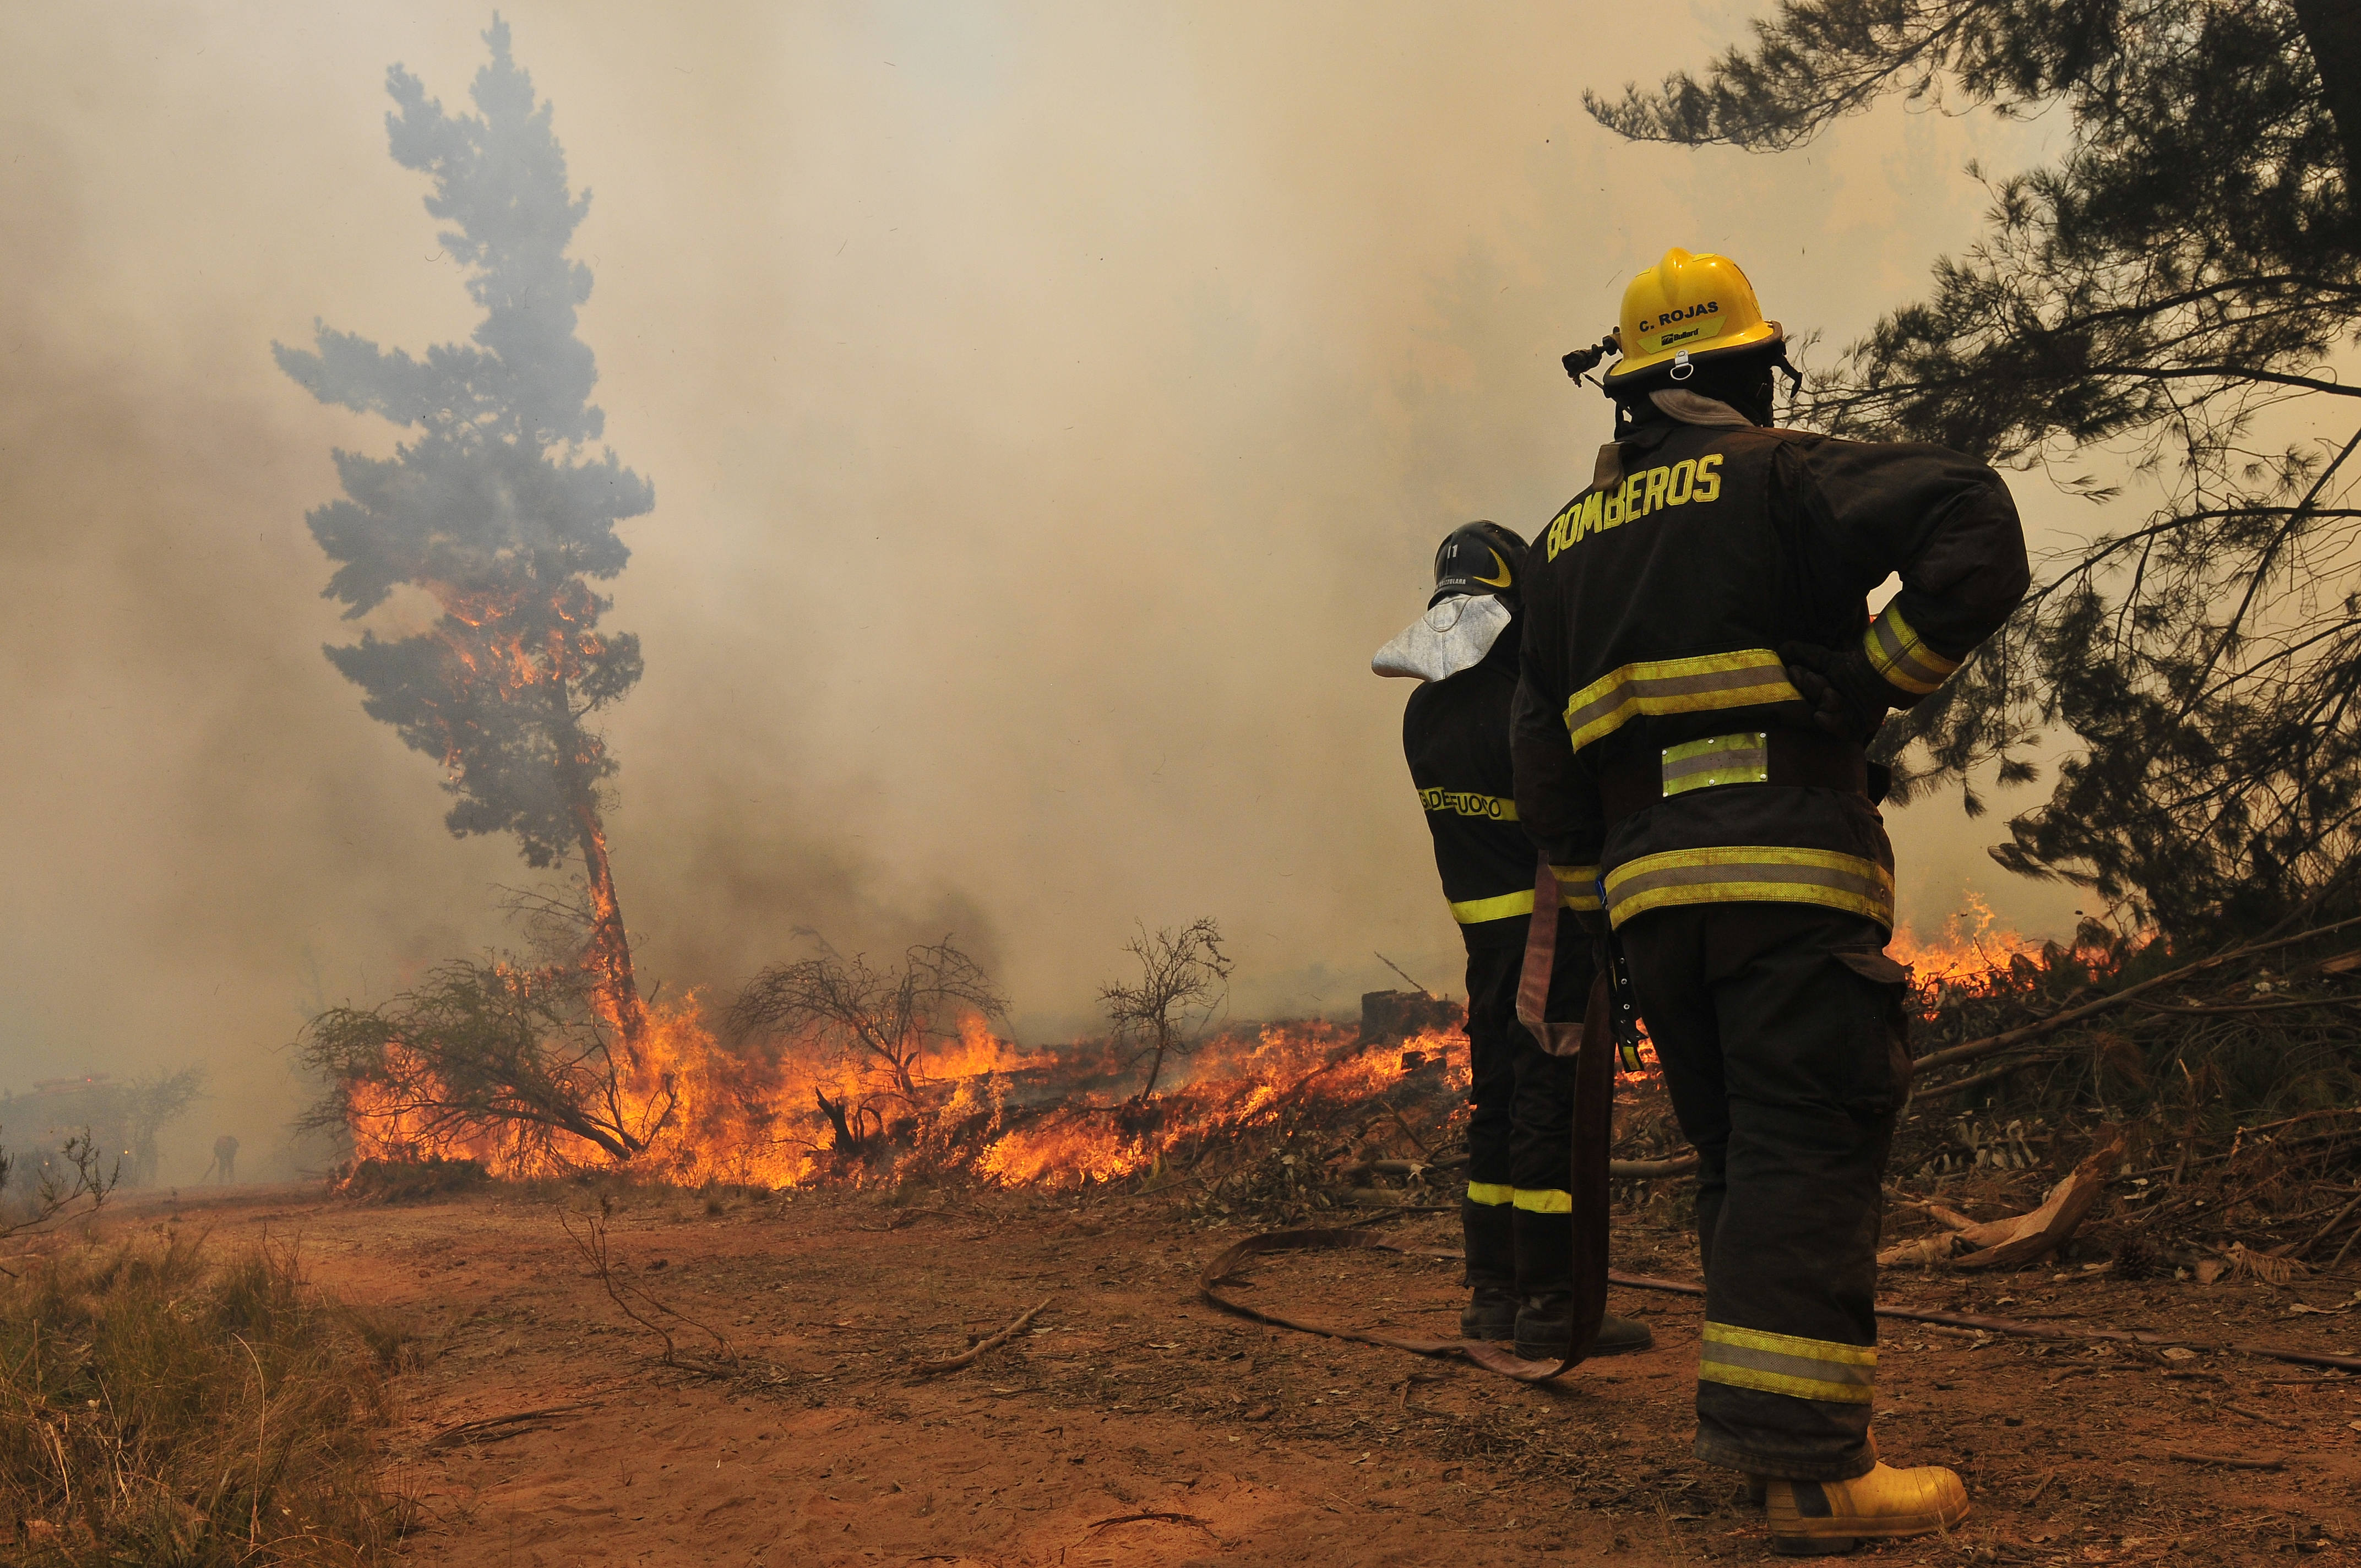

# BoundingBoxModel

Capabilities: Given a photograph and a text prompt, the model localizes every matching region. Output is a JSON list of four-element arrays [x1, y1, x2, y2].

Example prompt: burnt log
[[1358, 989, 1461, 1047]]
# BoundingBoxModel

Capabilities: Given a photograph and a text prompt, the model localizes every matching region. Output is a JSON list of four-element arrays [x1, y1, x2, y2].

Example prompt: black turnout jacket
[[1510, 403, 2029, 933], [1405, 627, 1544, 950]]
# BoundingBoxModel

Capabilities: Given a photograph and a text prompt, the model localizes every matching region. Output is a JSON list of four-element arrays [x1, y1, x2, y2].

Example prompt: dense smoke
[[0, 2, 2090, 1181]]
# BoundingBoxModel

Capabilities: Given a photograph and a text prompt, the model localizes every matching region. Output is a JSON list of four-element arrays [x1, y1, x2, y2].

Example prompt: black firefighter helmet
[[1430, 521, 1529, 608]]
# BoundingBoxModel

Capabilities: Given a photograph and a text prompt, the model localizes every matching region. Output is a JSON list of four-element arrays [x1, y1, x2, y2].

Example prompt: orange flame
[[1889, 891, 2037, 984], [338, 998, 1474, 1194]]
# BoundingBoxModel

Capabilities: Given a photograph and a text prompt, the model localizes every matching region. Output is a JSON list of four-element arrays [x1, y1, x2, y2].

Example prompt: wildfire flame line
[[342, 1008, 1476, 1191]]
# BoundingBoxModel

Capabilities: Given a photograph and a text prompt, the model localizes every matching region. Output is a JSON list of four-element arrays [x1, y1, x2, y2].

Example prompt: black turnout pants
[[1618, 901, 1912, 1482], [1462, 920, 1584, 1299]]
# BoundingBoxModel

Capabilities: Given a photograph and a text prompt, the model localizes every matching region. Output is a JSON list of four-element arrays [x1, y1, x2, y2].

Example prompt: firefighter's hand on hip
[[1779, 640, 1888, 744]]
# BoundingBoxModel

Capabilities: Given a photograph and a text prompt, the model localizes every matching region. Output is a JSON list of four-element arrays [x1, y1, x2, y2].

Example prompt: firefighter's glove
[[1779, 640, 1891, 744]]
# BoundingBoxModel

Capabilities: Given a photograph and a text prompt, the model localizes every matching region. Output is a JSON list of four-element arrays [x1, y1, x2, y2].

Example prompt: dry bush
[[0, 1234, 411, 1565], [1101, 918, 1233, 1101]]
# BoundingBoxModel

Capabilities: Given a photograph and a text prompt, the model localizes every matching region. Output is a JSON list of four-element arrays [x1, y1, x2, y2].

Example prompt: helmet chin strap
[[1771, 342, 1804, 420]]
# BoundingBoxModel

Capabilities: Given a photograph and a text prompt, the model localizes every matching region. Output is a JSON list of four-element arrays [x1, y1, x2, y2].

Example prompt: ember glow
[[337, 1004, 1473, 1193]]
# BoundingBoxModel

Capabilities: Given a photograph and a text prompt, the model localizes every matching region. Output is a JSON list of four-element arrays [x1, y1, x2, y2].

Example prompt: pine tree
[[1590, 1, 2361, 939], [278, 18, 655, 1044]]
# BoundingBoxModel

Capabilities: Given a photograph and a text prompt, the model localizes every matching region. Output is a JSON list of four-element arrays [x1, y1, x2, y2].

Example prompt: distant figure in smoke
[[209, 1134, 238, 1184], [1373, 524, 1652, 1360]]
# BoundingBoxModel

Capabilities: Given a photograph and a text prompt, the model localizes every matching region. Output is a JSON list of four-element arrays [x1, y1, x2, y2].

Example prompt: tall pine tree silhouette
[[280, 17, 655, 1051]]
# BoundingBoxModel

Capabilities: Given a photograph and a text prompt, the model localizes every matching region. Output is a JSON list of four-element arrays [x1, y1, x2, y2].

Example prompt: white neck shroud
[[1371, 593, 1512, 683]]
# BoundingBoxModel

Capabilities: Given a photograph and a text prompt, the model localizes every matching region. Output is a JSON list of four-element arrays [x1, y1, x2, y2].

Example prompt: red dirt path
[[110, 1180, 2361, 1565]]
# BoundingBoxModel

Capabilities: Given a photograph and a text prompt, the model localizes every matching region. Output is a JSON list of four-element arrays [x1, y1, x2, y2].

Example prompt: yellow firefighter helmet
[[1600, 247, 1783, 389]]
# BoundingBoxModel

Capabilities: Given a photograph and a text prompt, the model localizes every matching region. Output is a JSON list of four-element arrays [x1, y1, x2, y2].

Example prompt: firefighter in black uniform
[[1376, 522, 1652, 1360], [1512, 249, 2028, 1553]]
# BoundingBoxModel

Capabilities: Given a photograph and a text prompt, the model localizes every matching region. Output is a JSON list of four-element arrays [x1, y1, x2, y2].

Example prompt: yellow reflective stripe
[[1862, 606, 1960, 696], [1512, 1188, 1571, 1214], [1562, 650, 1802, 753], [1466, 1182, 1514, 1207], [1661, 731, 1769, 797], [1550, 864, 1603, 912], [1450, 888, 1535, 924], [1700, 1321, 1875, 1404], [1419, 787, 1519, 822], [1602, 846, 1894, 929]]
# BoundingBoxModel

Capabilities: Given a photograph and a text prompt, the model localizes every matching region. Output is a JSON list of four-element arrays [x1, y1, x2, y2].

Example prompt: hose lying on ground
[[1200, 1230, 2361, 1376]]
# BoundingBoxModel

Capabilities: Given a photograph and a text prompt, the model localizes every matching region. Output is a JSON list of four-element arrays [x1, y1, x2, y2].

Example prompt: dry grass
[[0, 1232, 413, 1565]]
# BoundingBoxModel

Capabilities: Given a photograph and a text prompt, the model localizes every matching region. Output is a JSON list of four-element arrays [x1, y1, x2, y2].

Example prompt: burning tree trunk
[[277, 20, 657, 1053], [573, 780, 646, 1057]]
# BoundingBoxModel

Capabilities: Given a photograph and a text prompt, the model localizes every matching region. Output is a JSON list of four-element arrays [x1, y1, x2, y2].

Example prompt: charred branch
[[728, 938, 1008, 1103]]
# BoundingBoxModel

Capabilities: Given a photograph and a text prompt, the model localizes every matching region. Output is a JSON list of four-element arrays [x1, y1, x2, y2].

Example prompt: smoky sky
[[0, 2, 2096, 1177]]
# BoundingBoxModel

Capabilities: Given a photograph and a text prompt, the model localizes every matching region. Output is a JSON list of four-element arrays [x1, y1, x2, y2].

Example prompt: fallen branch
[[2165, 1450, 2284, 1470], [1386, 1107, 1432, 1157], [913, 1296, 1052, 1375], [1912, 914, 2361, 1075], [1879, 1128, 2124, 1270], [2129, 997, 2361, 1015], [1088, 1511, 1217, 1535], [1611, 1153, 1700, 1179], [561, 1206, 737, 1376], [2202, 1397, 2299, 1432], [422, 1403, 596, 1452], [2299, 1191, 2361, 1259], [1913, 1052, 2068, 1104]]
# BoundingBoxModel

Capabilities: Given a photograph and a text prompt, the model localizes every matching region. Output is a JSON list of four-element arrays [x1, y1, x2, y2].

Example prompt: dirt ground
[[102, 1179, 2361, 1565]]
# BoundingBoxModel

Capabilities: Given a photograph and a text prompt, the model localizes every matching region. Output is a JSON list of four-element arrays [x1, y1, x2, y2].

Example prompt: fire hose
[[1199, 859, 1616, 1384]]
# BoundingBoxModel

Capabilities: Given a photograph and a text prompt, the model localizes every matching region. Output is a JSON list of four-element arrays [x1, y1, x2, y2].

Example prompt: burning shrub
[[301, 957, 678, 1171], [0, 1235, 408, 1563], [727, 937, 1008, 1108]]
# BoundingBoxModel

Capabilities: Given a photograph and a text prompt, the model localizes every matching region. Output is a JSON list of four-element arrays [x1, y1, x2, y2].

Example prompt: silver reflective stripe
[[1562, 650, 1801, 753], [1700, 1321, 1876, 1404], [1661, 732, 1769, 797], [1601, 846, 1895, 928], [1863, 608, 1959, 696]]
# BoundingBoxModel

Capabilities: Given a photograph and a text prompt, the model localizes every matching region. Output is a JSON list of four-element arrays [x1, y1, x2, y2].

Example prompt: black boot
[[1509, 1204, 1646, 1355], [1461, 1193, 1517, 1339], [1514, 1293, 1655, 1359], [1461, 1284, 1519, 1340]]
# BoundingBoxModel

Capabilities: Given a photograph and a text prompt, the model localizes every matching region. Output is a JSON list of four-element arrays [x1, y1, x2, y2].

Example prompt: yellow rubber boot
[[1764, 1462, 1967, 1555], [1746, 1431, 1875, 1507]]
